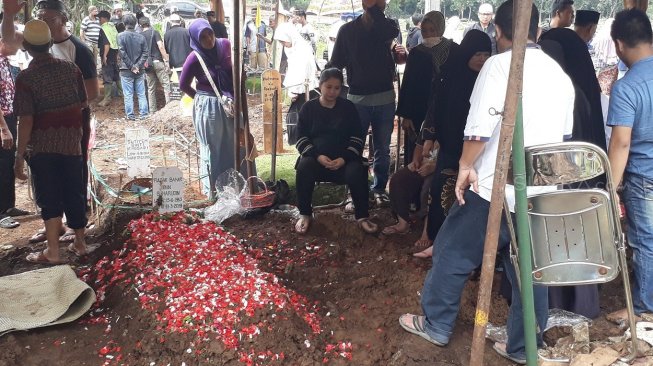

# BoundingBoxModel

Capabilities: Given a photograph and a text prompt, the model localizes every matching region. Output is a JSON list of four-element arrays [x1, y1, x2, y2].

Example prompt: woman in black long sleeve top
[[295, 69, 377, 234]]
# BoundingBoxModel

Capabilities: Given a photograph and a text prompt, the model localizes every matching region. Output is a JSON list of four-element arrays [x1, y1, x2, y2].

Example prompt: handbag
[[193, 50, 235, 118]]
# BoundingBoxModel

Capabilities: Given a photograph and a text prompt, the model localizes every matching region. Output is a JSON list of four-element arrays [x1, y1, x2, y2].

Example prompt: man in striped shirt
[[80, 5, 101, 60]]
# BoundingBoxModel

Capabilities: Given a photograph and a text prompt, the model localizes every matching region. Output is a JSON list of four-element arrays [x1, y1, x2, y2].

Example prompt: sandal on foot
[[295, 216, 312, 234], [413, 237, 432, 249], [0, 216, 20, 229], [4, 207, 30, 217], [344, 201, 354, 214], [59, 229, 76, 243], [67, 243, 87, 257], [381, 224, 410, 235], [29, 227, 65, 243], [398, 314, 447, 346], [413, 245, 433, 259], [492, 342, 526, 365], [25, 251, 67, 265], [357, 218, 378, 234]]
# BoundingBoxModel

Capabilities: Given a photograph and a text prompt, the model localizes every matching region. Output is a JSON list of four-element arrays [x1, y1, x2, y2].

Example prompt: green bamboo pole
[[512, 97, 538, 366]]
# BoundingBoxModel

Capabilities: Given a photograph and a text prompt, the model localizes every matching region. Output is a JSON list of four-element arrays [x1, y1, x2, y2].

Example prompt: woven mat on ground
[[0, 265, 96, 336]]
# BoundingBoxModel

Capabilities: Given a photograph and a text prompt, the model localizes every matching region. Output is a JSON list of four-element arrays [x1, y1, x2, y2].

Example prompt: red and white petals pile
[[80, 212, 352, 364]]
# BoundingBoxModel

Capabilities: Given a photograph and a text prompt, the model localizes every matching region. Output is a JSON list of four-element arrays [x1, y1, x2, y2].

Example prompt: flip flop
[[59, 229, 76, 243], [381, 224, 410, 235], [398, 314, 447, 346], [413, 237, 432, 249], [413, 245, 433, 259], [4, 207, 30, 217], [357, 218, 378, 234], [25, 251, 68, 265], [492, 342, 526, 365], [67, 243, 87, 257], [0, 216, 19, 229]]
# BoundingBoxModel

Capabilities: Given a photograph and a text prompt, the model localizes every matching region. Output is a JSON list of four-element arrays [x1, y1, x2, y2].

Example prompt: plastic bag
[[485, 309, 592, 344], [204, 169, 246, 223]]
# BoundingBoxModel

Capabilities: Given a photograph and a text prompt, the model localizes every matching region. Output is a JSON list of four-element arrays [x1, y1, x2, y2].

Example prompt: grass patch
[[255, 153, 348, 206]]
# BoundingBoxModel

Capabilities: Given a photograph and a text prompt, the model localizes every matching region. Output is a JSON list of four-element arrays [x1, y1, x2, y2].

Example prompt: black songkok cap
[[575, 10, 600, 26]]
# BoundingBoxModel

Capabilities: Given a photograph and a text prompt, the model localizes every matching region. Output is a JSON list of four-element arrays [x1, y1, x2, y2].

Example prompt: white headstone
[[152, 167, 185, 213], [125, 128, 151, 178]]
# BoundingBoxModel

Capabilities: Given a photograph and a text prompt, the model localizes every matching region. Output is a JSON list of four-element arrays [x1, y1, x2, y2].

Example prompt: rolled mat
[[0, 265, 96, 336]]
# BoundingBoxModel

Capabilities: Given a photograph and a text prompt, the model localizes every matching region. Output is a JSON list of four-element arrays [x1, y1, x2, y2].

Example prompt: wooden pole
[[210, 0, 225, 23], [468, 1, 534, 365], [240, 67, 255, 185], [271, 90, 278, 182], [624, 0, 649, 11], [232, 0, 243, 172]]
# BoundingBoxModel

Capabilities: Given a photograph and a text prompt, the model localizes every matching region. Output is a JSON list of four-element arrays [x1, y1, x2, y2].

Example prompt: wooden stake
[[468, 0, 534, 365]]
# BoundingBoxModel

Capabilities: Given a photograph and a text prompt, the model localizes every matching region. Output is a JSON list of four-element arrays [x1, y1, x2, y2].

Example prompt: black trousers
[[0, 114, 17, 215], [296, 156, 369, 219]]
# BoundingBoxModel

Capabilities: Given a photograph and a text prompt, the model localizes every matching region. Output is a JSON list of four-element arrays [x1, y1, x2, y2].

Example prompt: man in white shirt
[[293, 10, 316, 54], [399, 1, 575, 364]]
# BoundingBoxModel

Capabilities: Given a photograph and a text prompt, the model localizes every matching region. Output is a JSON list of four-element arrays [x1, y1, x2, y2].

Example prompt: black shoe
[[4, 207, 30, 217]]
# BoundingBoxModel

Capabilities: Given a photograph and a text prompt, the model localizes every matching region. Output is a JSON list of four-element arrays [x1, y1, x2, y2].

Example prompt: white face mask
[[422, 37, 442, 47]]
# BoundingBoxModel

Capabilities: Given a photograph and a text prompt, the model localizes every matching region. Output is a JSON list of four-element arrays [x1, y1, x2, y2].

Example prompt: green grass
[[255, 153, 349, 206]]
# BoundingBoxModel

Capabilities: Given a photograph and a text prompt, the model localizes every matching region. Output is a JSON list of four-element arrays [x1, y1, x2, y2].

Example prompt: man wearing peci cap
[[2, 0, 99, 244], [463, 3, 497, 54], [13, 19, 89, 264], [574, 10, 600, 44], [207, 11, 228, 39], [111, 3, 126, 33]]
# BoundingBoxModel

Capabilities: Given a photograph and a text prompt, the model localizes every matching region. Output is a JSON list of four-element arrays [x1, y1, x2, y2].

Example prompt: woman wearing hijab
[[396, 11, 455, 167], [538, 28, 605, 319], [414, 30, 492, 258], [180, 19, 250, 197]]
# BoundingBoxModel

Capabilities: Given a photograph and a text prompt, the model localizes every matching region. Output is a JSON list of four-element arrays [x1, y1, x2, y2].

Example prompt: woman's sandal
[[357, 218, 378, 234], [381, 224, 410, 235], [295, 215, 312, 234]]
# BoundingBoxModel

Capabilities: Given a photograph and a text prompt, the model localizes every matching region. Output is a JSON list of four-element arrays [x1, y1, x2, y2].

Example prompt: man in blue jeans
[[607, 8, 653, 322], [399, 1, 576, 364], [118, 14, 149, 120], [327, 0, 405, 196]]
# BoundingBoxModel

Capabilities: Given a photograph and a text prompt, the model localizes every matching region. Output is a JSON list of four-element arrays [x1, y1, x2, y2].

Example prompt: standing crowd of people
[[0, 0, 652, 362]]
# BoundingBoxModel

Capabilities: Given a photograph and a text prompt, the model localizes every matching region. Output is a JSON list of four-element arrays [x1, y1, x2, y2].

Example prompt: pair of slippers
[[28, 228, 76, 244]]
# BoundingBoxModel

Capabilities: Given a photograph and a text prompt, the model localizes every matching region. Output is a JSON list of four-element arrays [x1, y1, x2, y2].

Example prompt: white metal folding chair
[[507, 141, 638, 362]]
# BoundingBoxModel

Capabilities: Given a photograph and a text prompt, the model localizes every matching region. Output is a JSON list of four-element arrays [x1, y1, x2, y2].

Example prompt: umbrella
[[306, 0, 361, 16]]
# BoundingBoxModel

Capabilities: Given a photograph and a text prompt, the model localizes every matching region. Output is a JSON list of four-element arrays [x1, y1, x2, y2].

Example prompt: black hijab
[[433, 29, 492, 158], [538, 28, 606, 152]]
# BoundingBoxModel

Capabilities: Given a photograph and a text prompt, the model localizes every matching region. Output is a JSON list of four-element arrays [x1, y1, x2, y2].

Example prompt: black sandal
[[357, 218, 378, 234]]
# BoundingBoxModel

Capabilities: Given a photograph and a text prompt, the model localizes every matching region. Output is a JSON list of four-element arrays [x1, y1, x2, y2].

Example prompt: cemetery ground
[[0, 94, 642, 366]]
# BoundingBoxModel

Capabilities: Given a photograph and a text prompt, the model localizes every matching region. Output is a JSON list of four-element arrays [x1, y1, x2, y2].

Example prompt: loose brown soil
[[0, 93, 632, 366]]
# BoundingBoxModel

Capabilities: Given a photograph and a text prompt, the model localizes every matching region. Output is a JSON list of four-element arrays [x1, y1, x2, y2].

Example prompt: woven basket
[[119, 178, 153, 205], [240, 176, 275, 209]]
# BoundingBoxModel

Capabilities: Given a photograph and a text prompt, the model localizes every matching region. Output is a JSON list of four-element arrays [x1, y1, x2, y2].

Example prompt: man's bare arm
[[1, 0, 25, 47], [608, 126, 632, 188]]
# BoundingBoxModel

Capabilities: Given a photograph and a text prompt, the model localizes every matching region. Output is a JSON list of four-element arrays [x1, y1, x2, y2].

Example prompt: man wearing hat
[[112, 3, 126, 33], [164, 14, 192, 77], [207, 10, 228, 39], [463, 3, 497, 54], [2, 0, 99, 244], [574, 9, 600, 44], [13, 19, 89, 264]]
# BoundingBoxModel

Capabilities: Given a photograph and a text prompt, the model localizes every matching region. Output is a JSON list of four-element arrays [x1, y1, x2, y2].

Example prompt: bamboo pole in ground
[[232, 0, 243, 172], [468, 0, 535, 365]]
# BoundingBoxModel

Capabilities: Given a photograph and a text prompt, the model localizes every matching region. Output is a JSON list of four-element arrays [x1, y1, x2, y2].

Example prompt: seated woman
[[294, 68, 377, 234], [415, 29, 492, 258]]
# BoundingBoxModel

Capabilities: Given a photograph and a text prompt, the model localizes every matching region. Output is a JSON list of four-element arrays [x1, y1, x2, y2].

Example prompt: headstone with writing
[[125, 128, 151, 178], [152, 167, 185, 213], [169, 83, 182, 101], [261, 69, 283, 154]]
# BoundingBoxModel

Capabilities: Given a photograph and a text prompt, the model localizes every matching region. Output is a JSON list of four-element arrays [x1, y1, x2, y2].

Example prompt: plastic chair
[[507, 141, 638, 362]]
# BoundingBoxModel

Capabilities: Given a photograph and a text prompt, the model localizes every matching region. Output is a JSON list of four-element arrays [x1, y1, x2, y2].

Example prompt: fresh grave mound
[[82, 212, 353, 365]]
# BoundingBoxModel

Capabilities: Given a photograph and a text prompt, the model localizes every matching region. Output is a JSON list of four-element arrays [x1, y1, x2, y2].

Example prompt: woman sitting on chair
[[294, 68, 377, 234]]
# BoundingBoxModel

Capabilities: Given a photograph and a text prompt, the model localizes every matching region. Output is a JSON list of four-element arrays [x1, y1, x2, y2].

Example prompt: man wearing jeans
[[607, 8, 653, 322], [327, 0, 405, 197], [399, 1, 575, 364], [140, 17, 170, 113], [118, 14, 149, 120]]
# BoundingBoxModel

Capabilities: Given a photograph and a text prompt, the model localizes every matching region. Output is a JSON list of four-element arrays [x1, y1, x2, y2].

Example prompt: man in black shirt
[[97, 10, 120, 106], [140, 17, 171, 113], [327, 0, 405, 196], [164, 14, 192, 77], [207, 11, 228, 39]]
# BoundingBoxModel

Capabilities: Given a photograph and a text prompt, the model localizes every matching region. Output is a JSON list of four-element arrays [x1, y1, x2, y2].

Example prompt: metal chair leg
[[617, 240, 639, 363]]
